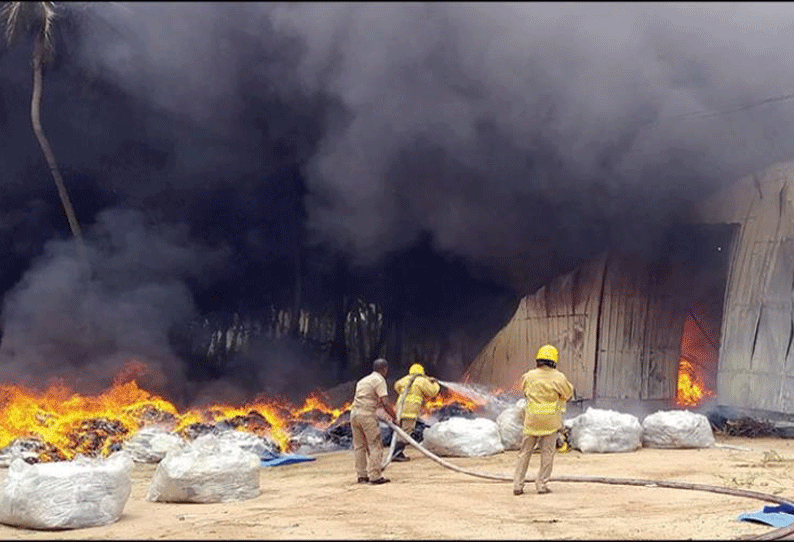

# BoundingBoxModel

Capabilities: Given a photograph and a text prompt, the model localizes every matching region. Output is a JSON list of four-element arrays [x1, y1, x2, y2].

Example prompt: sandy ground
[[2, 435, 794, 539]]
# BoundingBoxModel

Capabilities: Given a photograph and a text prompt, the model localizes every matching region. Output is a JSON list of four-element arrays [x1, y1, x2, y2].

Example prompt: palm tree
[[2, 1, 85, 255]]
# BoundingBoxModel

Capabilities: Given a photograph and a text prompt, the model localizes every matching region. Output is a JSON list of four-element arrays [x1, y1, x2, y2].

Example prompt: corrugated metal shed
[[466, 158, 794, 415], [465, 252, 688, 401], [696, 161, 794, 413]]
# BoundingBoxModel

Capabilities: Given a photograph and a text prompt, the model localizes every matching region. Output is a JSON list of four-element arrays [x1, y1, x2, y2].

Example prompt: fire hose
[[384, 419, 794, 541], [381, 373, 419, 470]]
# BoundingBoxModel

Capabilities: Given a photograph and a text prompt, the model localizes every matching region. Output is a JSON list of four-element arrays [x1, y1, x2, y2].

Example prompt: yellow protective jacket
[[394, 374, 441, 420], [520, 366, 574, 436]]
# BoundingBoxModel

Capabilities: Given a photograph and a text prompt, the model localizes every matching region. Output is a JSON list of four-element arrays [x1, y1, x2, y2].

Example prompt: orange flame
[[676, 359, 715, 407], [0, 361, 488, 461], [425, 388, 484, 412]]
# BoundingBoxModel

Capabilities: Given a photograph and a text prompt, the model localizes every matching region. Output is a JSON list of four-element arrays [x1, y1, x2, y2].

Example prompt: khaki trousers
[[351, 412, 384, 480], [513, 432, 558, 492], [394, 417, 417, 456]]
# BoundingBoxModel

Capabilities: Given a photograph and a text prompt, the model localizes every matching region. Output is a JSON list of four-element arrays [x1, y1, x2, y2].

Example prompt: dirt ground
[[2, 435, 794, 540]]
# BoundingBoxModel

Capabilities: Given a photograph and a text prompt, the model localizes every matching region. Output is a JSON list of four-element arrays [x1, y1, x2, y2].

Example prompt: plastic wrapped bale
[[422, 417, 504, 457], [483, 393, 522, 421], [569, 407, 642, 453], [0, 452, 133, 530], [288, 425, 341, 455], [214, 430, 280, 459], [146, 434, 261, 503], [496, 399, 526, 450], [641, 410, 715, 449], [123, 427, 184, 463]]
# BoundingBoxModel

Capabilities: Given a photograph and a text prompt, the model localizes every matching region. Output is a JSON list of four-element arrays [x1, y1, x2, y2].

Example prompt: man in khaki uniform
[[350, 358, 397, 484], [513, 344, 574, 496], [391, 363, 441, 461]]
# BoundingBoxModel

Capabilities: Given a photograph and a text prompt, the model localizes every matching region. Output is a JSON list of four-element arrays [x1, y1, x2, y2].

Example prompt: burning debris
[[68, 418, 129, 458], [712, 416, 778, 438], [0, 438, 66, 466], [0, 370, 503, 463], [427, 401, 477, 423]]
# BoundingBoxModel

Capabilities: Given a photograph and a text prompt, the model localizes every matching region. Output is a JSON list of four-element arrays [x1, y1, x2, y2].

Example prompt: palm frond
[[1, 2, 58, 55], [1, 1, 22, 45], [39, 1, 57, 57]]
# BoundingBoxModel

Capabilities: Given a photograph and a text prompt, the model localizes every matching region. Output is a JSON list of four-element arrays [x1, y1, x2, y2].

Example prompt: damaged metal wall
[[697, 161, 794, 413], [465, 254, 605, 394], [465, 252, 685, 401], [467, 159, 794, 411]]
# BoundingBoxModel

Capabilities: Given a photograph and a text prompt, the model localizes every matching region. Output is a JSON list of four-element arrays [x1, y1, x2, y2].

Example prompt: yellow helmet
[[409, 363, 425, 375], [536, 344, 559, 364]]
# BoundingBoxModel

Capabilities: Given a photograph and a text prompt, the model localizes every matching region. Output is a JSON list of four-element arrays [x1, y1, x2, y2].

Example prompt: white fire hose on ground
[[381, 393, 794, 541]]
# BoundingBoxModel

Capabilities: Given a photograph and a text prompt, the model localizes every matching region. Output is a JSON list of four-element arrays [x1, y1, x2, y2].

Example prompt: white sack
[[0, 452, 133, 530], [641, 410, 715, 449], [123, 427, 184, 463], [496, 399, 526, 451], [569, 407, 642, 453], [146, 433, 261, 503], [213, 430, 280, 458], [423, 417, 504, 457]]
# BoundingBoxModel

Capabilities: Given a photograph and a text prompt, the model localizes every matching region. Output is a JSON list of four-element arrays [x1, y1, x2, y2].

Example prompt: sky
[[1, 2, 794, 399]]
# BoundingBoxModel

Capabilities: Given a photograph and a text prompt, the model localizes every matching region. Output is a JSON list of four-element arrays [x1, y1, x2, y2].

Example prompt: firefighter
[[513, 344, 574, 496], [391, 363, 441, 461], [350, 358, 397, 485]]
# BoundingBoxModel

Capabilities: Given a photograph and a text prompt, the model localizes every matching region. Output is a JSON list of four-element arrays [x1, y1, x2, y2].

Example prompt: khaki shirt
[[351, 371, 388, 415], [520, 366, 574, 436], [394, 374, 441, 419]]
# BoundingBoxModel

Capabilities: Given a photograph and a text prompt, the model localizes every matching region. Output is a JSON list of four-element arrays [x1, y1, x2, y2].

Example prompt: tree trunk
[[31, 33, 86, 259]]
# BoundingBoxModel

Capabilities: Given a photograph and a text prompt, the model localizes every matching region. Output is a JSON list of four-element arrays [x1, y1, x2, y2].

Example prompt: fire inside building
[[466, 159, 794, 418]]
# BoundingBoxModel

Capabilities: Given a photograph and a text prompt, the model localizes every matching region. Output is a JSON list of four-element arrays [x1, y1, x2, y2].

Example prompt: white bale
[[146, 433, 261, 503], [496, 399, 526, 450], [0, 452, 133, 530], [123, 427, 184, 463], [642, 410, 715, 449], [213, 430, 280, 458], [569, 407, 642, 453], [423, 417, 504, 457]]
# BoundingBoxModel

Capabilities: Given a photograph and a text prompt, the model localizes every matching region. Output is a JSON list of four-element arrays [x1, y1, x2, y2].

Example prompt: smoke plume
[[67, 2, 794, 287], [3, 2, 794, 395], [0, 209, 227, 399]]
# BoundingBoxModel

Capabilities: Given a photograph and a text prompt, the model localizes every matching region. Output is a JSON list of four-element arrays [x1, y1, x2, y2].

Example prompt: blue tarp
[[738, 503, 794, 528], [260, 454, 316, 467]]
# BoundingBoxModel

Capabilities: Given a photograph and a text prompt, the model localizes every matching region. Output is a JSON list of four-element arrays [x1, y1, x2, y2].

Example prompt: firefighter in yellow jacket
[[513, 344, 574, 495], [391, 363, 441, 461]]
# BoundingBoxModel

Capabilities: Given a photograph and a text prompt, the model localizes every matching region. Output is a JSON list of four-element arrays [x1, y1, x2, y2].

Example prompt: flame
[[676, 359, 715, 407], [0, 361, 484, 461], [675, 309, 719, 408], [424, 388, 484, 412], [0, 379, 179, 459]]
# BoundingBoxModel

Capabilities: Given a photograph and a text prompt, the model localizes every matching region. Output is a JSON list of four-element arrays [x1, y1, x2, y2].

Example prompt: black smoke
[[0, 208, 227, 400], [2, 3, 794, 397]]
